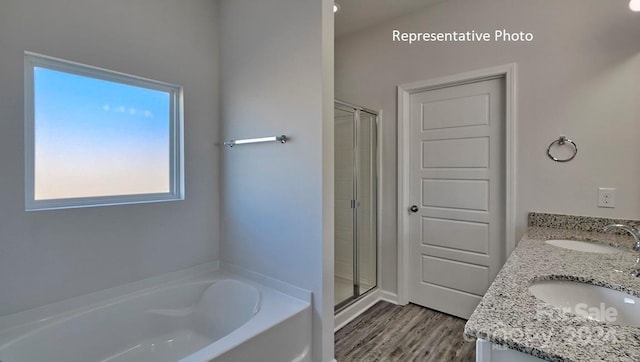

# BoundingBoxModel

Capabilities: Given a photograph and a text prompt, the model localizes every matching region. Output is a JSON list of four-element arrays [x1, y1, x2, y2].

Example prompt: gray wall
[[0, 0, 220, 317], [218, 0, 334, 360], [335, 0, 640, 294]]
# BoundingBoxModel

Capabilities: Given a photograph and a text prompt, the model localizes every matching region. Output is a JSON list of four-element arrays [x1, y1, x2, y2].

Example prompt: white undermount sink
[[545, 239, 622, 254], [529, 280, 640, 327]]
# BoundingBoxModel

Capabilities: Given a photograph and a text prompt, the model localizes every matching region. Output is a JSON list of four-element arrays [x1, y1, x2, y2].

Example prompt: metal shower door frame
[[335, 99, 378, 313]]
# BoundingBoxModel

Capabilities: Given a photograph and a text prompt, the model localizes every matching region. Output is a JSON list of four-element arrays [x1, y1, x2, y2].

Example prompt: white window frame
[[24, 52, 185, 211]]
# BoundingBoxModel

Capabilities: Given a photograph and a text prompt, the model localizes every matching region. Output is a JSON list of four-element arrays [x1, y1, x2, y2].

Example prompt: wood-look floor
[[335, 301, 476, 362]]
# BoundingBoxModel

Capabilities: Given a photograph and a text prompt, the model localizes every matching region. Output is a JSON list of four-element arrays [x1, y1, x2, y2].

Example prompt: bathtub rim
[[179, 277, 311, 361], [0, 261, 311, 341]]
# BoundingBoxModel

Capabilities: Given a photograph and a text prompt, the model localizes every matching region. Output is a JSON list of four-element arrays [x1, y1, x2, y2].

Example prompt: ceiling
[[334, 0, 447, 38]]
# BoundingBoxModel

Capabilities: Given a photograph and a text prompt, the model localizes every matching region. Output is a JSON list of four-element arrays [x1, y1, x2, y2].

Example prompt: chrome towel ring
[[547, 136, 577, 162]]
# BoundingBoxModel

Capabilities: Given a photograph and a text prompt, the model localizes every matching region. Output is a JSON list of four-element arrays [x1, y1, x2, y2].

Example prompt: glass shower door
[[356, 111, 377, 298], [334, 105, 356, 307], [335, 101, 378, 311]]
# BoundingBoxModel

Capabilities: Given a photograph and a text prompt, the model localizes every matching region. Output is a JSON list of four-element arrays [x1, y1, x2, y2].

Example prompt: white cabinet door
[[476, 339, 547, 362]]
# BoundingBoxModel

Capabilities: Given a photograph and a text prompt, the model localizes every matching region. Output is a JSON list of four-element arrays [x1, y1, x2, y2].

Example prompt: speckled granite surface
[[465, 221, 640, 361], [528, 212, 640, 233]]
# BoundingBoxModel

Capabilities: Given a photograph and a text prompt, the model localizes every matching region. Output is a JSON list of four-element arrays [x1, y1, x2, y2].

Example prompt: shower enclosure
[[334, 100, 378, 312]]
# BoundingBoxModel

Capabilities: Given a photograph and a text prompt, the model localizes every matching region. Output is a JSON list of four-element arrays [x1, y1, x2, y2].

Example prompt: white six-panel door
[[408, 78, 505, 319]]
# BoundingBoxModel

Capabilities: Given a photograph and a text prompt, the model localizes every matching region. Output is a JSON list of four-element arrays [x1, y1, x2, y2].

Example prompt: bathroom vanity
[[465, 213, 640, 362]]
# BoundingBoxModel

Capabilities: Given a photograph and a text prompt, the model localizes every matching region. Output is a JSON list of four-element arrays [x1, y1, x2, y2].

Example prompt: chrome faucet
[[603, 224, 640, 251], [604, 224, 640, 277]]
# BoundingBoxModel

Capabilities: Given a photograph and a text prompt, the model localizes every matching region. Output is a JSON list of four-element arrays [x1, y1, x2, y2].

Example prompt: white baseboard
[[334, 289, 381, 331], [334, 288, 399, 332], [380, 290, 399, 304]]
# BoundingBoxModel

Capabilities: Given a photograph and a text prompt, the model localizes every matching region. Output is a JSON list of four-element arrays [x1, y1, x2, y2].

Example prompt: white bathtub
[[0, 265, 311, 362]]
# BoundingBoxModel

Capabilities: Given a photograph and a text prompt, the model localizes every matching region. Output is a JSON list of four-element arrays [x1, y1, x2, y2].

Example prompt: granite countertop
[[465, 224, 640, 361]]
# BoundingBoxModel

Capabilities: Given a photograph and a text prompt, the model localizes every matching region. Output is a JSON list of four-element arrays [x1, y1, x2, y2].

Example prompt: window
[[24, 52, 184, 210]]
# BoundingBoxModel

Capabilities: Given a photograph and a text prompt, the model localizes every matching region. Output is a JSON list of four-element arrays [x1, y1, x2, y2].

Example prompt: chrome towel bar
[[224, 135, 288, 147], [547, 136, 577, 162]]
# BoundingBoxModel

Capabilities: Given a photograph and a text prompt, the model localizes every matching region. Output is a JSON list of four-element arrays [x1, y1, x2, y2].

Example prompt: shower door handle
[[409, 205, 419, 213]]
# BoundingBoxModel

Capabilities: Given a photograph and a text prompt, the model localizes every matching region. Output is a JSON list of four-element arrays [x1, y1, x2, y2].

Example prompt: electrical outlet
[[598, 187, 616, 208]]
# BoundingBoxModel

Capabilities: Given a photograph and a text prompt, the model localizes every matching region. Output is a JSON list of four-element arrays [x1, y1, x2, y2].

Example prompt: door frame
[[396, 63, 517, 305]]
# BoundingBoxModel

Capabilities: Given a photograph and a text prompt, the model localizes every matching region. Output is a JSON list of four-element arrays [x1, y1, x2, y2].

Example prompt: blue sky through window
[[34, 67, 171, 200]]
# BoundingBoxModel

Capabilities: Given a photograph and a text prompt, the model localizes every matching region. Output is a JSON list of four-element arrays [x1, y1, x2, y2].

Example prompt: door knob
[[409, 205, 419, 213]]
